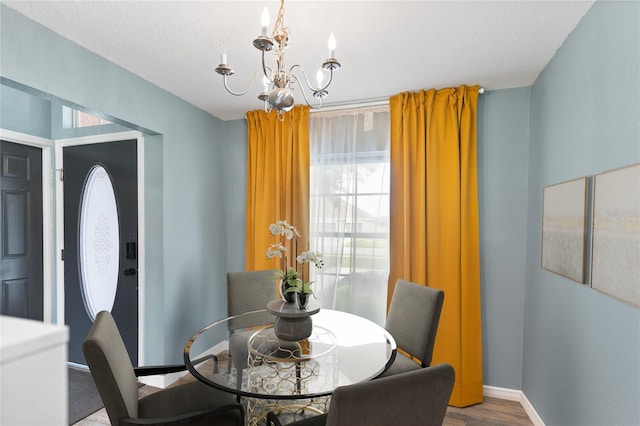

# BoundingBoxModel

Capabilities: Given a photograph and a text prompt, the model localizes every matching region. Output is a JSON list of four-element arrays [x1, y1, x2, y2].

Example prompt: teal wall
[[143, 134, 165, 362], [1, 4, 230, 365], [223, 119, 248, 274], [477, 87, 531, 390], [524, 1, 640, 425], [0, 84, 51, 138]]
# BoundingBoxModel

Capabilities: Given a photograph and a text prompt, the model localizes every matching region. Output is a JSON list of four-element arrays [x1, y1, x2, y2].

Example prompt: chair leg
[[212, 354, 220, 374], [227, 332, 234, 374], [236, 366, 243, 386], [266, 411, 285, 426], [234, 365, 242, 403]]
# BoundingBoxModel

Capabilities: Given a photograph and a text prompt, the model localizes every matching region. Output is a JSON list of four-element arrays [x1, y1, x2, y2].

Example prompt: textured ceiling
[[4, 1, 595, 121]]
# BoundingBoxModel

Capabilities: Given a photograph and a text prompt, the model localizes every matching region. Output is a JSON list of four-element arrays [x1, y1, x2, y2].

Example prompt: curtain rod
[[311, 99, 389, 113], [311, 87, 485, 114]]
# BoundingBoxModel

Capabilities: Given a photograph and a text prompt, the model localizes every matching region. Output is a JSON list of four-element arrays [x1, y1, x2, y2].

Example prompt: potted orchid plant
[[266, 220, 323, 307]]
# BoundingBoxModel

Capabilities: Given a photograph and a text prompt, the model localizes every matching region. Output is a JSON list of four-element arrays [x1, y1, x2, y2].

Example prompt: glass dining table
[[184, 303, 396, 425]]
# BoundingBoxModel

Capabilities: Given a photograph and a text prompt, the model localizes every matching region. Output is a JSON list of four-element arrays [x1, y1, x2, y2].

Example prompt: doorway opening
[[56, 131, 145, 366], [0, 129, 53, 322]]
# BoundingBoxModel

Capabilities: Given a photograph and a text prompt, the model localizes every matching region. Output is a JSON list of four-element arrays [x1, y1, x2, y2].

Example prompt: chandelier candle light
[[215, 0, 341, 120]]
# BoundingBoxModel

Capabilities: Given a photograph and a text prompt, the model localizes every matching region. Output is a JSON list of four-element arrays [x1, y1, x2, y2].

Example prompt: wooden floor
[[444, 398, 533, 426], [73, 383, 533, 426]]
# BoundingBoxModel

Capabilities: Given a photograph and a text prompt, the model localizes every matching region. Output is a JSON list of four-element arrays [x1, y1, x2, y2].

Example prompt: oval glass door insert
[[79, 165, 120, 321]]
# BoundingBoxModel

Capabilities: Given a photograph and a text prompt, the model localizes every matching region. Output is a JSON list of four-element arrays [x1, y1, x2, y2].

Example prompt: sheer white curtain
[[308, 105, 390, 325]]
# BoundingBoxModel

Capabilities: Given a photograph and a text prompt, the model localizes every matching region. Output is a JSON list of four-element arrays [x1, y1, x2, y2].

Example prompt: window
[[309, 106, 390, 325], [62, 106, 112, 128]]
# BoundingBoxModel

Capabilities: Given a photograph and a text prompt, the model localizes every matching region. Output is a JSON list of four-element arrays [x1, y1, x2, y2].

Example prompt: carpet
[[68, 367, 103, 425]]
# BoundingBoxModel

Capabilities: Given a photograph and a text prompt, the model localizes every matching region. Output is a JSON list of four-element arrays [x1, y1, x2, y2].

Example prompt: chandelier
[[215, 0, 340, 119]]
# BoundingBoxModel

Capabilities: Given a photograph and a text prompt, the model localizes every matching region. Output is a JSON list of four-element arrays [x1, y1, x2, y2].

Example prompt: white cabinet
[[0, 316, 68, 426]]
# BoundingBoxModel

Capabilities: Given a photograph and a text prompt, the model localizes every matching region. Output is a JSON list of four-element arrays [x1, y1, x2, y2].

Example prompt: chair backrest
[[385, 279, 444, 367], [227, 270, 278, 330], [325, 363, 455, 426], [83, 310, 139, 424], [227, 269, 277, 316]]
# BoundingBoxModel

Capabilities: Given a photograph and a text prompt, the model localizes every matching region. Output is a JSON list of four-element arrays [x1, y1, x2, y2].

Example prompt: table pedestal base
[[247, 397, 329, 426], [274, 316, 312, 341], [266, 299, 321, 342]]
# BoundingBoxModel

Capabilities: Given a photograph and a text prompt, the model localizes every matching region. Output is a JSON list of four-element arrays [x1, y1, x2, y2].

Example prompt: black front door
[[0, 140, 43, 320], [64, 139, 138, 365]]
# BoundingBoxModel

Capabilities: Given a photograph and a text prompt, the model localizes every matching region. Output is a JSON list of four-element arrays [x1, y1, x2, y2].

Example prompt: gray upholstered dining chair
[[83, 310, 244, 426], [378, 279, 445, 377], [226, 270, 301, 394], [226, 270, 277, 381], [227, 269, 278, 318], [265, 363, 455, 426]]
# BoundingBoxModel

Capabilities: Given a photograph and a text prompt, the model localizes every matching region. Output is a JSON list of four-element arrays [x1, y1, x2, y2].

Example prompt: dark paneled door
[[63, 139, 138, 365], [0, 140, 43, 320]]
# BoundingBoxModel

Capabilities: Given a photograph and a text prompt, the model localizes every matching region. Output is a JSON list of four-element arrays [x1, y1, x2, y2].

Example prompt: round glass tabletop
[[184, 307, 396, 400]]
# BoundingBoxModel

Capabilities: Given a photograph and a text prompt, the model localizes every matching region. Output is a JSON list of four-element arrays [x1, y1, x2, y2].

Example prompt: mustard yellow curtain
[[389, 86, 482, 407], [245, 106, 310, 274]]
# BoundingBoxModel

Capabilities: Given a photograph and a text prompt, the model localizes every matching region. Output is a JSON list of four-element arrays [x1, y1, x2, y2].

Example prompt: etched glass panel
[[79, 165, 119, 320]]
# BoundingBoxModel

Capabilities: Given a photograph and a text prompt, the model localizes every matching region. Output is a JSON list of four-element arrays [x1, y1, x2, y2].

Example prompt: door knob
[[123, 268, 137, 276]]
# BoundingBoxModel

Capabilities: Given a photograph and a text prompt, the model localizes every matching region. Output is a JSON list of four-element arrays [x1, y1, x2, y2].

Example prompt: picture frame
[[541, 177, 588, 283], [591, 163, 640, 307]]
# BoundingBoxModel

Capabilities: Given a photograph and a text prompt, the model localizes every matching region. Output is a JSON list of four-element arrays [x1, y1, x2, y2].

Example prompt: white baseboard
[[483, 385, 545, 426], [138, 371, 184, 388], [138, 341, 227, 389]]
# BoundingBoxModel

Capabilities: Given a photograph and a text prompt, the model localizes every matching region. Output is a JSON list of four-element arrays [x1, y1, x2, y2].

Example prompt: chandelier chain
[[273, 0, 287, 39]]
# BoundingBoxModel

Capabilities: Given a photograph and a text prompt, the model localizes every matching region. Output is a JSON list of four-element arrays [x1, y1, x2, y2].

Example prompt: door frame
[[0, 128, 53, 323], [55, 130, 146, 363]]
